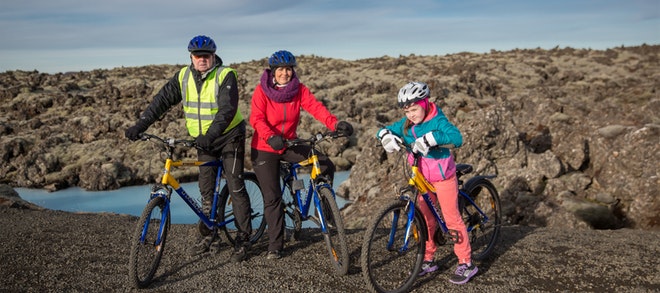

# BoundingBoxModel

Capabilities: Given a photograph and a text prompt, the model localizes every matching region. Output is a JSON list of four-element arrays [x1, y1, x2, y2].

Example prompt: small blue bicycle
[[128, 133, 265, 288], [361, 143, 501, 293]]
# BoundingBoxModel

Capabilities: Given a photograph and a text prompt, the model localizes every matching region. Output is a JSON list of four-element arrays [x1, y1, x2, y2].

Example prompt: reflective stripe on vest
[[179, 66, 244, 137]]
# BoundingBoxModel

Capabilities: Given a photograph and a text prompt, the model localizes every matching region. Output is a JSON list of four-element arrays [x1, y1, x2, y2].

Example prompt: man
[[125, 35, 251, 262]]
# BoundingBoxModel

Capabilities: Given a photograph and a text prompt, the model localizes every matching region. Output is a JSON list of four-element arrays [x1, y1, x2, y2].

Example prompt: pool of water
[[17, 171, 350, 224]]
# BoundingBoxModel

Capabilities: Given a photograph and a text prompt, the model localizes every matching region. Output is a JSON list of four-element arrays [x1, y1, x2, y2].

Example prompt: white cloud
[[1, 0, 658, 73]]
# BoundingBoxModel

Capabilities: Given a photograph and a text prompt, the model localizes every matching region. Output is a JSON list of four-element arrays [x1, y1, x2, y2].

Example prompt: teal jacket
[[379, 103, 463, 182]]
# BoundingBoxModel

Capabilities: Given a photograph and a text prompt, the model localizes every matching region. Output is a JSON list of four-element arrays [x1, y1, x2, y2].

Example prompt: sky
[[1, 0, 658, 74]]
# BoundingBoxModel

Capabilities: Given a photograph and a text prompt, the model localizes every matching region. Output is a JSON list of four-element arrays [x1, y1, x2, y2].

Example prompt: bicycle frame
[[396, 153, 491, 252], [281, 151, 336, 233], [137, 134, 242, 245], [158, 159, 238, 227]]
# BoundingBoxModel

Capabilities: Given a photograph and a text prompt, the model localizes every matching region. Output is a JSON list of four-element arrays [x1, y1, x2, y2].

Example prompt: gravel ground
[[1, 206, 658, 292]]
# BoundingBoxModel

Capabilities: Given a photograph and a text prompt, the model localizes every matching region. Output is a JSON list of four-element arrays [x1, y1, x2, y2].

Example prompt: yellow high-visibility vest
[[178, 66, 243, 137]]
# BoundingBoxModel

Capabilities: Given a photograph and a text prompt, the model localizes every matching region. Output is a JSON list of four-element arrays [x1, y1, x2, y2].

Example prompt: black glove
[[267, 135, 285, 151], [335, 121, 354, 136], [195, 134, 214, 150], [125, 121, 149, 141]]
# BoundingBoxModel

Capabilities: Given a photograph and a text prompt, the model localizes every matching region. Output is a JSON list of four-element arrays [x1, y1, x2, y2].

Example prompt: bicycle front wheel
[[220, 172, 266, 245], [129, 196, 170, 289], [317, 187, 349, 275], [461, 178, 501, 261], [361, 199, 426, 293]]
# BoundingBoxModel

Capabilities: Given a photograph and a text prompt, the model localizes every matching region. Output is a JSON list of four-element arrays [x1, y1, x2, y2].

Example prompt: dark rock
[[1, 45, 658, 230]]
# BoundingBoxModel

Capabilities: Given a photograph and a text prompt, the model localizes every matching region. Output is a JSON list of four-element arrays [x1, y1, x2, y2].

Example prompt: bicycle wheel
[[317, 187, 350, 275], [282, 181, 302, 242], [461, 178, 501, 261], [220, 172, 266, 245], [361, 199, 426, 293], [129, 196, 170, 289]]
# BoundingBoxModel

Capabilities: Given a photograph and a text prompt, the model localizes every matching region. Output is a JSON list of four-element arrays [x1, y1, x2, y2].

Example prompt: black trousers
[[251, 145, 335, 252], [198, 123, 251, 243]]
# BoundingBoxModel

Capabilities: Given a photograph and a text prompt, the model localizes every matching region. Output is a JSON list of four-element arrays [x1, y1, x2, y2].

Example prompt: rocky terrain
[[0, 188, 658, 292], [1, 45, 658, 233]]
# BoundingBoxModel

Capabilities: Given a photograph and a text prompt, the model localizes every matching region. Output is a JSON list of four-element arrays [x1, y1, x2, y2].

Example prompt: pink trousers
[[417, 175, 472, 264]]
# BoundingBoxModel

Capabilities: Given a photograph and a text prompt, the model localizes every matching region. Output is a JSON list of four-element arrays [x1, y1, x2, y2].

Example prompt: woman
[[249, 50, 353, 259], [377, 81, 477, 284]]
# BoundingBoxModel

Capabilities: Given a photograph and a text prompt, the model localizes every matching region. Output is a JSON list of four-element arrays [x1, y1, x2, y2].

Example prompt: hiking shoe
[[449, 263, 478, 284], [418, 261, 439, 276], [189, 235, 213, 256], [266, 250, 282, 260], [230, 245, 248, 263]]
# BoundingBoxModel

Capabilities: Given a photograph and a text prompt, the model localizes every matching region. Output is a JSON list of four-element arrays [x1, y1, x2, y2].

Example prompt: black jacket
[[137, 55, 243, 141]]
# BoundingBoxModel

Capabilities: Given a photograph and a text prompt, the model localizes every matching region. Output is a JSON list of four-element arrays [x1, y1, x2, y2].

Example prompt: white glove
[[378, 129, 402, 153], [412, 132, 438, 156]]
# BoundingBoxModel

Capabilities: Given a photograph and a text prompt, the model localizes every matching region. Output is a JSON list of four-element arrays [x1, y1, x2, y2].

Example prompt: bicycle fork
[[313, 184, 333, 233], [140, 200, 170, 251], [387, 200, 418, 254]]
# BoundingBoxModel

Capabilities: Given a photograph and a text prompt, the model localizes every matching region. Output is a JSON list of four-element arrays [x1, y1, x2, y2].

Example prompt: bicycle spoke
[[221, 173, 266, 245], [317, 187, 349, 275], [361, 200, 425, 293], [129, 196, 169, 289], [462, 179, 501, 261]]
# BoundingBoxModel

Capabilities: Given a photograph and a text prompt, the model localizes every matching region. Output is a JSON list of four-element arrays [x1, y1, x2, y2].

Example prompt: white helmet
[[397, 82, 430, 108]]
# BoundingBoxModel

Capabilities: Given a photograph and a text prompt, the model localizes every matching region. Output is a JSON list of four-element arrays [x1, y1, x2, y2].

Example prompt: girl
[[377, 82, 477, 284]]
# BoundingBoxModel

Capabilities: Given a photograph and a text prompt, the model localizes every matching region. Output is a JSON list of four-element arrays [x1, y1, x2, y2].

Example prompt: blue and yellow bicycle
[[361, 143, 501, 293], [128, 133, 265, 288], [279, 132, 350, 275]]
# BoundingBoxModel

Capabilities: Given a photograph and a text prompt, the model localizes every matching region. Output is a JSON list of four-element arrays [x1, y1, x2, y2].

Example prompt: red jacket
[[249, 82, 338, 154]]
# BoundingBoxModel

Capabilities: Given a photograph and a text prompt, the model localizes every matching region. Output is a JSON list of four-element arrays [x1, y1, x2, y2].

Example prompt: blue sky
[[1, 0, 658, 73]]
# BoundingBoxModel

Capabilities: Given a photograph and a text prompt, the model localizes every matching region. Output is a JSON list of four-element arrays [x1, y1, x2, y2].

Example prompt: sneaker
[[190, 235, 213, 256], [266, 250, 282, 260], [418, 261, 439, 276], [449, 263, 478, 284], [230, 245, 248, 263]]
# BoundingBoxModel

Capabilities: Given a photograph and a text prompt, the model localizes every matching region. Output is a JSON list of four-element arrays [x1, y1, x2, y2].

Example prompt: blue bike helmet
[[188, 35, 216, 55], [268, 50, 297, 69]]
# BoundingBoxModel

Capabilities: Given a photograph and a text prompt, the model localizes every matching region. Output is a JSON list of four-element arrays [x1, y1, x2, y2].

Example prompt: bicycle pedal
[[448, 229, 460, 243]]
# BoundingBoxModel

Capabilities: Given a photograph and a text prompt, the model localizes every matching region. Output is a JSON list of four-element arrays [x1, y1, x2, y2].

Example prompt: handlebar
[[392, 136, 455, 156], [285, 131, 345, 148], [139, 133, 197, 149]]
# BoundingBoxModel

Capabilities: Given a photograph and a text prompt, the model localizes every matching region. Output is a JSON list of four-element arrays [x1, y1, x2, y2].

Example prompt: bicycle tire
[[282, 182, 302, 242], [361, 199, 426, 293], [461, 178, 501, 261], [317, 187, 350, 275], [220, 172, 266, 245], [128, 196, 170, 289]]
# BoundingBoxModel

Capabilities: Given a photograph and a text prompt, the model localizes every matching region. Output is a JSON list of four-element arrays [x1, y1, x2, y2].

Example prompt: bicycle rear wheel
[[361, 199, 426, 293], [317, 187, 349, 275], [461, 178, 501, 261], [220, 172, 266, 245], [129, 196, 170, 289]]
